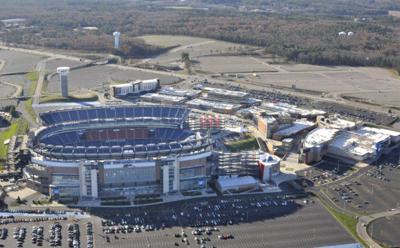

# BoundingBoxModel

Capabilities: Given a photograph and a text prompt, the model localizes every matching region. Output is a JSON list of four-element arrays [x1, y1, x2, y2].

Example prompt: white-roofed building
[[272, 120, 316, 140], [301, 128, 339, 164], [140, 93, 186, 104], [301, 126, 400, 164], [203, 87, 249, 103], [1, 18, 26, 28], [356, 126, 400, 144], [110, 78, 160, 97], [328, 132, 378, 162], [186, 98, 242, 114], [303, 128, 339, 149], [215, 175, 259, 193], [317, 115, 359, 130], [260, 102, 326, 119], [159, 87, 201, 99]]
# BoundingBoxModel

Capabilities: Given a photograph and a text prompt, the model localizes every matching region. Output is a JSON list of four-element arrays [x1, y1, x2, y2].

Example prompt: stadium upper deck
[[32, 105, 212, 160], [39, 105, 189, 126]]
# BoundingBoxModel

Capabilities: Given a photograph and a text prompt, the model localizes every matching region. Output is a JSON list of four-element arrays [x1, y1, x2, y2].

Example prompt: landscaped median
[[318, 195, 368, 247], [24, 71, 39, 122]]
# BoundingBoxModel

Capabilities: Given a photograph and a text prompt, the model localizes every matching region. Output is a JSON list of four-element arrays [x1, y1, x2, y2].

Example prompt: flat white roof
[[187, 98, 241, 110], [160, 87, 201, 97], [329, 132, 375, 157], [217, 175, 258, 189], [111, 82, 135, 88], [352, 128, 391, 144], [82, 26, 98, 30], [203, 87, 248, 98], [259, 153, 280, 166], [1, 18, 25, 23], [359, 126, 400, 138], [274, 120, 315, 137], [261, 102, 325, 117], [111, 79, 159, 89], [303, 128, 338, 148], [141, 93, 186, 103], [321, 116, 357, 129]]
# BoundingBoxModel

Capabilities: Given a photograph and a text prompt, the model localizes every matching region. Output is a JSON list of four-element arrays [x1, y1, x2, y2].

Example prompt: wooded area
[[0, 0, 399, 71]]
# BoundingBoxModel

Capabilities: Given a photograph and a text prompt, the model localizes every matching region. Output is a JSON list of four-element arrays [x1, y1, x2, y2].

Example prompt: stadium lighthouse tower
[[113, 31, 121, 49], [56, 67, 70, 97]]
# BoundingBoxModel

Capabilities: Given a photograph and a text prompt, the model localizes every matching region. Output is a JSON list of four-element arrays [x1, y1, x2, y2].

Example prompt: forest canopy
[[0, 0, 399, 71]]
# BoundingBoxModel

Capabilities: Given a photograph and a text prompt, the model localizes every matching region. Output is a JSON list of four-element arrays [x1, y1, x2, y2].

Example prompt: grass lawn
[[26, 71, 39, 82], [224, 134, 258, 152], [318, 197, 367, 247], [0, 118, 29, 169], [24, 71, 39, 122]]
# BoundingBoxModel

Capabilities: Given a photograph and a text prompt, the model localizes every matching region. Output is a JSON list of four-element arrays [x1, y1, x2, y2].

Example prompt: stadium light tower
[[113, 31, 121, 49], [56, 67, 70, 97]]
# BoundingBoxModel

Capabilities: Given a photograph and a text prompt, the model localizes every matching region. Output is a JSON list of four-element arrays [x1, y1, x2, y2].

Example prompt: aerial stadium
[[24, 105, 214, 202]]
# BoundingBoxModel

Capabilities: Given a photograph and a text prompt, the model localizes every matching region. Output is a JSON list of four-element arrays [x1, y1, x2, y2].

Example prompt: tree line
[[0, 0, 399, 71]]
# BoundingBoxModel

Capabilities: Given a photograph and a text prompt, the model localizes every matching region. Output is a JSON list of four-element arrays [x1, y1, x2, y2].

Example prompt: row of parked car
[[0, 216, 67, 225], [86, 222, 94, 248], [0, 228, 7, 240], [67, 223, 80, 248], [49, 223, 62, 246], [32, 226, 44, 246], [13, 227, 26, 247]]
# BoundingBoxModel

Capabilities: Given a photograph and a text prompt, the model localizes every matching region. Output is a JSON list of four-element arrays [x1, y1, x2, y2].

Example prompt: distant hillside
[[0, 0, 399, 71]]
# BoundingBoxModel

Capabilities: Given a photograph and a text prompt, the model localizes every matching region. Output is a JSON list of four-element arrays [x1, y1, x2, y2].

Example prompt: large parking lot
[[0, 50, 42, 74], [88, 195, 354, 248], [46, 65, 181, 94], [323, 149, 400, 214], [0, 194, 356, 248], [296, 158, 357, 187], [0, 219, 93, 248]]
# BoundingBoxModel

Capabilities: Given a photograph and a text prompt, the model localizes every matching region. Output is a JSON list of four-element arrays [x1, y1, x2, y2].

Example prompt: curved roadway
[[356, 209, 400, 248]]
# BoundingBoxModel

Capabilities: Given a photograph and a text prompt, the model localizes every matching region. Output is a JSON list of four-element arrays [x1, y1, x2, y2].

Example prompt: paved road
[[0, 59, 23, 99], [2, 43, 396, 116], [33, 57, 55, 106]]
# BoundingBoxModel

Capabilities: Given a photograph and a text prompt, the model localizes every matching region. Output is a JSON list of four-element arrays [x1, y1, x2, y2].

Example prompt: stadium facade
[[24, 105, 214, 202]]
